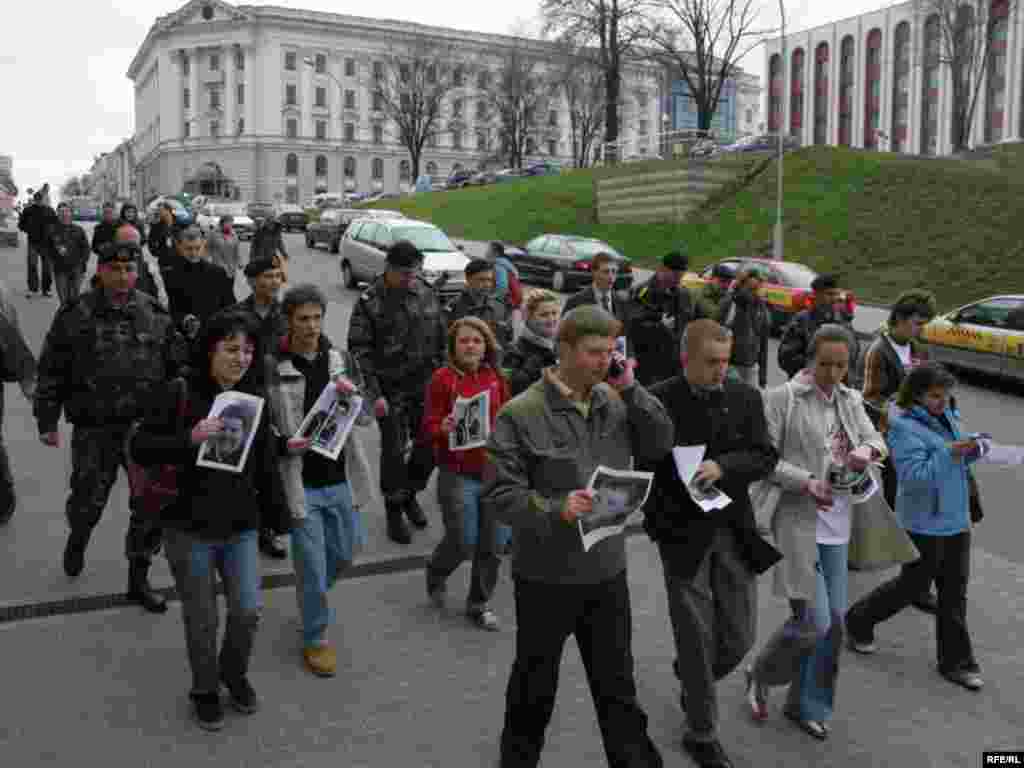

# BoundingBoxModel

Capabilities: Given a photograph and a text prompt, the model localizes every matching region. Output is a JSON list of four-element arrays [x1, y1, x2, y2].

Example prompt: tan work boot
[[303, 645, 338, 677]]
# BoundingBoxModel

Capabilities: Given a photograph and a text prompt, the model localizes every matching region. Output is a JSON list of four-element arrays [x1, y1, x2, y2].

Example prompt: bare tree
[[915, 0, 1014, 151], [645, 0, 770, 133], [485, 44, 549, 169], [552, 41, 607, 167], [541, 0, 655, 161], [366, 39, 461, 181]]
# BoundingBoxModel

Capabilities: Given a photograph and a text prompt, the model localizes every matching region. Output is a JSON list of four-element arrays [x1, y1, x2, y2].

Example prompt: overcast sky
[[3, 0, 883, 196]]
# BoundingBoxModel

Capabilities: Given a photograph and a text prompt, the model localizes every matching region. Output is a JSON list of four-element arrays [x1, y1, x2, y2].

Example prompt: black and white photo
[[449, 390, 490, 452], [578, 465, 654, 552], [294, 381, 364, 461], [196, 391, 265, 473]]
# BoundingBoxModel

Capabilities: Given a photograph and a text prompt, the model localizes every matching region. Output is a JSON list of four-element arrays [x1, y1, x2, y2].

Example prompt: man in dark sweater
[[162, 226, 236, 337]]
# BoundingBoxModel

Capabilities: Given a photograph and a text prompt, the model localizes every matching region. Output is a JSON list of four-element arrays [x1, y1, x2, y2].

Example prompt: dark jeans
[[847, 530, 976, 675], [66, 425, 162, 563], [53, 268, 83, 306], [377, 392, 434, 502], [0, 387, 13, 507], [27, 240, 53, 294], [500, 572, 662, 768]]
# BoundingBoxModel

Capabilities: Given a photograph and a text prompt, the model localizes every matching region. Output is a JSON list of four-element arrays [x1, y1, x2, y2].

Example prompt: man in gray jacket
[[205, 215, 242, 283], [484, 304, 673, 768]]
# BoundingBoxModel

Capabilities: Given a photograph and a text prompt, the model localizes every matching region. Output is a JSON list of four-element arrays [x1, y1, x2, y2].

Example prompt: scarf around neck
[[520, 323, 555, 351]]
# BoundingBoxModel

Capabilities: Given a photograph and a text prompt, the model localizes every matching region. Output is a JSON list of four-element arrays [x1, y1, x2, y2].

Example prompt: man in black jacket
[[17, 191, 57, 298], [447, 259, 514, 351], [778, 273, 858, 383], [90, 203, 118, 259], [563, 252, 628, 320], [162, 226, 236, 337], [644, 319, 778, 768], [50, 203, 91, 305], [148, 202, 181, 276], [718, 267, 770, 388]]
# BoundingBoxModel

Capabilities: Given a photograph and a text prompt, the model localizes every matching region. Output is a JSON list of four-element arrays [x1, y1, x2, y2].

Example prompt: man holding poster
[[483, 304, 673, 768]]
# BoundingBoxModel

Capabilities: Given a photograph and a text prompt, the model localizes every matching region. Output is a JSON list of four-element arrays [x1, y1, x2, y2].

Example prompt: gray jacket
[[483, 370, 673, 585], [205, 231, 241, 280]]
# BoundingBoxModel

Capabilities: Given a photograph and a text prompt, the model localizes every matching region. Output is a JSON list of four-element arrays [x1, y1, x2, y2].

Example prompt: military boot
[[127, 560, 168, 614], [386, 500, 412, 545], [62, 527, 92, 578], [405, 495, 428, 529]]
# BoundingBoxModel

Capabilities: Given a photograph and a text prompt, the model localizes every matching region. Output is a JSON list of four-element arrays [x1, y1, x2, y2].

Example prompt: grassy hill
[[367, 144, 1024, 308]]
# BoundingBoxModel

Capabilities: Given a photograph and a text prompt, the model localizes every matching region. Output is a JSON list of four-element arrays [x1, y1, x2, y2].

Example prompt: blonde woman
[[502, 289, 559, 397]]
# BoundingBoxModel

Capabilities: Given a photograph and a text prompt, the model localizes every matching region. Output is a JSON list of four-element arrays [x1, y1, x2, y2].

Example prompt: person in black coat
[[501, 288, 560, 397], [90, 203, 118, 259], [562, 252, 628, 320], [642, 318, 778, 768], [148, 202, 181, 276], [162, 226, 236, 337]]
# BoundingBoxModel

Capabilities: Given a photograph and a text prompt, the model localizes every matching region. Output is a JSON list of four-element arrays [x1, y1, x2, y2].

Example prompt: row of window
[[183, 83, 245, 111], [283, 155, 436, 182], [181, 48, 244, 76]]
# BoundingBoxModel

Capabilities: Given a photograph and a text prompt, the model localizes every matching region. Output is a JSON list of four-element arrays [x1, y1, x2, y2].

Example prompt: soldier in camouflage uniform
[[348, 240, 447, 545], [34, 241, 188, 613]]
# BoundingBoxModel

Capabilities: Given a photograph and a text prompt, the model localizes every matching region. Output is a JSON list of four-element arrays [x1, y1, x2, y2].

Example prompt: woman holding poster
[[423, 316, 510, 630], [129, 309, 285, 732]]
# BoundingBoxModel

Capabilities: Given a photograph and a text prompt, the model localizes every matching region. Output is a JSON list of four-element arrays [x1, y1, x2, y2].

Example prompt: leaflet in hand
[[672, 445, 733, 513], [975, 438, 1024, 466], [196, 391, 265, 474], [449, 390, 490, 451], [578, 465, 654, 552], [293, 382, 364, 461]]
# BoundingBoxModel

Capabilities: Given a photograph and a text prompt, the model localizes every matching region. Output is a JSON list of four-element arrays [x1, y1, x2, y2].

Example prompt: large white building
[[763, 0, 1020, 155], [89, 141, 134, 203], [126, 0, 662, 205]]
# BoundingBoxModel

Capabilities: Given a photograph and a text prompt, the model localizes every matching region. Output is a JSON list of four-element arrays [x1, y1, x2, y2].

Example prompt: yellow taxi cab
[[920, 295, 1024, 380], [681, 257, 856, 332]]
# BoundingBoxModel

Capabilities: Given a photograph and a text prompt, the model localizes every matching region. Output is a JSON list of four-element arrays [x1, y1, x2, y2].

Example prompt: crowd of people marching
[[0, 188, 999, 767]]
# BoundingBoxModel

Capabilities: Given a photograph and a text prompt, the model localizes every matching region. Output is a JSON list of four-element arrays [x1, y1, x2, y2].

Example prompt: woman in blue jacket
[[845, 363, 984, 691]]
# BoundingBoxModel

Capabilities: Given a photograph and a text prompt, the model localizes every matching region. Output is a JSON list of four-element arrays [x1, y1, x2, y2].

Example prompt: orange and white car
[[681, 257, 857, 332]]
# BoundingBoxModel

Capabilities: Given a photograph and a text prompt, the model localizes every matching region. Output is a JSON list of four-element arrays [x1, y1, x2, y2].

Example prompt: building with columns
[[89, 140, 135, 204], [126, 0, 662, 206], [763, 0, 1020, 156]]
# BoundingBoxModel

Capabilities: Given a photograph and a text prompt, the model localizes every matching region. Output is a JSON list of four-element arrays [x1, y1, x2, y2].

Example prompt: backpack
[[124, 378, 189, 517]]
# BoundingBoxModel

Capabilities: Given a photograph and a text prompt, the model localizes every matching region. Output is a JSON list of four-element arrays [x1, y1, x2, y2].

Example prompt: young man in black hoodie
[[50, 203, 91, 305]]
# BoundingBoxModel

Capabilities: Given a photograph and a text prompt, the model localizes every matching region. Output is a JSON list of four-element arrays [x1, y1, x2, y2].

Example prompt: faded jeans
[[291, 482, 365, 648], [165, 527, 262, 695]]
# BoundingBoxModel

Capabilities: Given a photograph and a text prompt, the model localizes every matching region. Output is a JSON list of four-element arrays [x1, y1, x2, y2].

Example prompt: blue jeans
[[427, 469, 511, 611], [787, 543, 849, 723], [165, 527, 262, 695], [291, 482, 364, 648]]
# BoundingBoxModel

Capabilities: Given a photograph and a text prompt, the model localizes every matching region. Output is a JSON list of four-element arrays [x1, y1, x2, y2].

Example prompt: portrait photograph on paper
[[294, 381, 364, 461], [196, 391, 265, 474], [449, 390, 490, 452], [578, 465, 654, 552]]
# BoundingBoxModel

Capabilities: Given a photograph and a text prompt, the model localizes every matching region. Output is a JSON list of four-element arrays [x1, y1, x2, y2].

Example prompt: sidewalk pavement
[[0, 535, 1020, 767]]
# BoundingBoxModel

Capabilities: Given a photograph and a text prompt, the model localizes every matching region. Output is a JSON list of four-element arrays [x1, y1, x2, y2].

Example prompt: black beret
[[244, 258, 277, 278], [386, 240, 424, 270], [99, 241, 141, 265], [465, 258, 494, 277], [710, 264, 733, 280], [811, 273, 839, 292], [662, 250, 689, 271]]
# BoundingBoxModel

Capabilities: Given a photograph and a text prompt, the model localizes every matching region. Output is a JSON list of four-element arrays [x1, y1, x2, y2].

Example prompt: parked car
[[523, 162, 561, 177], [689, 139, 718, 158], [919, 295, 1024, 381], [277, 203, 308, 232], [511, 235, 634, 293], [339, 217, 468, 305], [305, 208, 347, 253], [195, 201, 255, 240], [494, 168, 528, 183], [446, 170, 474, 189], [246, 201, 276, 221], [467, 171, 498, 186], [712, 134, 800, 156], [681, 257, 856, 332]]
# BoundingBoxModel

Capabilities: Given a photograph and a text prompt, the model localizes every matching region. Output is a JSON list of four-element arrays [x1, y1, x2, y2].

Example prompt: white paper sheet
[[977, 440, 1024, 466], [578, 465, 654, 552], [293, 382, 363, 461], [449, 389, 490, 451], [672, 445, 733, 513], [196, 391, 265, 473]]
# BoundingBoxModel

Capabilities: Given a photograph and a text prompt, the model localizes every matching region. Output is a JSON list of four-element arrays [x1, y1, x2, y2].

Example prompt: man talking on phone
[[483, 304, 672, 768]]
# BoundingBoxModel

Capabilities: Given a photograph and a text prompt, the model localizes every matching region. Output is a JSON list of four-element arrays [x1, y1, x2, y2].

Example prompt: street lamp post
[[304, 57, 344, 199], [774, 0, 786, 261]]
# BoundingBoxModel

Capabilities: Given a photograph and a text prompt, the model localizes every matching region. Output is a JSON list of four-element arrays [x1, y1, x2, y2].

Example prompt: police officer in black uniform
[[348, 240, 447, 544], [34, 240, 188, 612], [627, 249, 704, 386]]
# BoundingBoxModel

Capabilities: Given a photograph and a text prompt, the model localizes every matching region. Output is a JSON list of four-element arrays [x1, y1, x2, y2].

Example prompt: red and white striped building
[[763, 0, 1018, 155]]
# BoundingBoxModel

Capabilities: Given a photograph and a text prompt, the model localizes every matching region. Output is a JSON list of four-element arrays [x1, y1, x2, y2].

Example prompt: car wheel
[[341, 260, 357, 289], [552, 270, 566, 292], [330, 238, 340, 254]]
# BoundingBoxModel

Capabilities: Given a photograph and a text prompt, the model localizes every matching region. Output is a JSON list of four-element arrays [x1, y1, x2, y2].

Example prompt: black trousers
[[847, 530, 976, 675], [500, 572, 663, 768], [26, 240, 53, 294], [0, 387, 13, 506], [377, 391, 435, 502]]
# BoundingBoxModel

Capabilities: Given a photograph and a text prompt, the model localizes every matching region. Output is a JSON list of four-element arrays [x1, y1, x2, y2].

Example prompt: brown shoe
[[303, 645, 338, 677]]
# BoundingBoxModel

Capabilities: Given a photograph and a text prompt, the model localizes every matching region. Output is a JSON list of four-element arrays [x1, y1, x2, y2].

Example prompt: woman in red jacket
[[423, 316, 510, 630]]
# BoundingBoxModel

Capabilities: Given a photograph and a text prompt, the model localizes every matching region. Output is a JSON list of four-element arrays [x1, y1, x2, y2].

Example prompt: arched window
[[838, 35, 855, 146], [987, 0, 1009, 143], [372, 158, 384, 180], [285, 153, 298, 176], [921, 15, 941, 154], [891, 22, 911, 152], [315, 155, 327, 177], [768, 54, 782, 133], [790, 48, 805, 137], [399, 159, 410, 181], [344, 156, 356, 178], [813, 42, 829, 145], [426, 160, 437, 175], [864, 28, 882, 149]]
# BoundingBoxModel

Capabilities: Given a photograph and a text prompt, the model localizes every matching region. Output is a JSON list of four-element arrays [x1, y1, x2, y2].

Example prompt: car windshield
[[569, 240, 625, 260], [391, 226, 454, 253], [769, 262, 818, 289], [247, 203, 274, 217]]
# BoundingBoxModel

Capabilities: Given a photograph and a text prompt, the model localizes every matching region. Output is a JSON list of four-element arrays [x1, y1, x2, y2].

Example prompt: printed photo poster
[[294, 382, 365, 461], [672, 445, 733, 513], [578, 465, 655, 552], [449, 390, 490, 452], [614, 336, 628, 358], [196, 391, 265, 474]]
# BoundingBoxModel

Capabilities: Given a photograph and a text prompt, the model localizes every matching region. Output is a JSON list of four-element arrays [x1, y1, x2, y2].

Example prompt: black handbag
[[968, 468, 984, 524]]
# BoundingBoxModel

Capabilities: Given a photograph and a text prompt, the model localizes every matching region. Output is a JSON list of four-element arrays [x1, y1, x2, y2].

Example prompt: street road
[[0, 226, 1019, 612]]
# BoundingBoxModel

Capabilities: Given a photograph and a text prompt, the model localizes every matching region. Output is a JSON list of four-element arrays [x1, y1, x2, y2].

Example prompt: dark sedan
[[509, 235, 634, 293], [277, 207, 308, 232]]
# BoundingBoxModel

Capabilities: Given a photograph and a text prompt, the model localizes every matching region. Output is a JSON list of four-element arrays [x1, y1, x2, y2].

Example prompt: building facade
[[659, 65, 761, 140], [763, 0, 1020, 156], [126, 0, 661, 205], [89, 141, 134, 204]]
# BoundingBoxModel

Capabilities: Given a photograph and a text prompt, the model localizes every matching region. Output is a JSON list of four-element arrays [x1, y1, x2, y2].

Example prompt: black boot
[[258, 528, 287, 559], [405, 495, 428, 529], [386, 501, 412, 545], [0, 492, 14, 526], [62, 528, 91, 578], [127, 560, 168, 614]]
